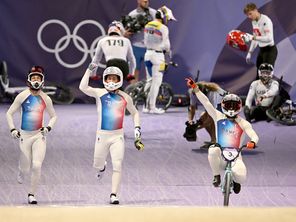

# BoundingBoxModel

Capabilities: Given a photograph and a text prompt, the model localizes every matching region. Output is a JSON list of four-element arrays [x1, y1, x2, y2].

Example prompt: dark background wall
[[1, 0, 295, 101]]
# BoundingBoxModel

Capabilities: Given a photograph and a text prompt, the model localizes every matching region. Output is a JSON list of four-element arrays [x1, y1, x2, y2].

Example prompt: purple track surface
[[0, 104, 295, 206]]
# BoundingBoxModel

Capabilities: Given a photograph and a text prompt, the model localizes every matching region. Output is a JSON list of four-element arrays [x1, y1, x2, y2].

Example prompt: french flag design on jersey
[[21, 95, 46, 131], [100, 93, 127, 130], [217, 119, 243, 148]]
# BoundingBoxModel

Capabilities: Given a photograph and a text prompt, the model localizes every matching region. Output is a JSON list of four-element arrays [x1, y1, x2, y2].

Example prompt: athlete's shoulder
[[251, 80, 260, 87], [40, 91, 52, 103], [119, 36, 132, 42], [149, 7, 157, 15], [15, 89, 31, 100], [128, 8, 138, 16], [236, 115, 252, 127], [270, 79, 279, 85], [261, 14, 272, 21], [118, 90, 132, 101]]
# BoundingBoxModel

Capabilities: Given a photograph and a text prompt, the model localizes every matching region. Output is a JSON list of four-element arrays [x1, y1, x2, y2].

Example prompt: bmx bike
[[266, 100, 296, 126], [124, 61, 177, 113], [219, 144, 247, 206]]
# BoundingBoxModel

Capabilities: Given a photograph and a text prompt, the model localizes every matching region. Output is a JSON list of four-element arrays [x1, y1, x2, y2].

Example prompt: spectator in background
[[125, 0, 156, 81], [244, 2, 277, 78]]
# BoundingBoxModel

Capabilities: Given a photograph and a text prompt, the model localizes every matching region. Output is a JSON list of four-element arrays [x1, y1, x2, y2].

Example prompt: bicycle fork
[[221, 163, 233, 194]]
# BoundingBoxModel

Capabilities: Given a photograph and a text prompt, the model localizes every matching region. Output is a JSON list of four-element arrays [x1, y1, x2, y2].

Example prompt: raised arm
[[79, 66, 97, 97], [186, 77, 217, 120]]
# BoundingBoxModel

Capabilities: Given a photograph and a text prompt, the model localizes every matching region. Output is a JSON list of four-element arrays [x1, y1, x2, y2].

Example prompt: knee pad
[[112, 160, 123, 172]]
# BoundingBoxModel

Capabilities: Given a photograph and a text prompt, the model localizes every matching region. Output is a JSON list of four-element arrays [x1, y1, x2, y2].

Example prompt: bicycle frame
[[220, 145, 246, 206]]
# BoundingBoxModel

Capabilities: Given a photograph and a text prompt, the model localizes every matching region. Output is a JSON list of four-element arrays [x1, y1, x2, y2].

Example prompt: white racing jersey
[[92, 35, 136, 74], [245, 79, 279, 107], [195, 90, 259, 148], [79, 69, 140, 131], [249, 14, 274, 52], [6, 89, 57, 132]]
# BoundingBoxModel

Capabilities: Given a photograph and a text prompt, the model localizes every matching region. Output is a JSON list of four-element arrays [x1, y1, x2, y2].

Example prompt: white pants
[[93, 130, 124, 194], [144, 50, 165, 110], [208, 146, 247, 184], [19, 131, 46, 195]]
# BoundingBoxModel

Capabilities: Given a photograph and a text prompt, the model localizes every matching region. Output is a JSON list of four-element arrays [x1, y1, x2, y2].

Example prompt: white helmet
[[108, 20, 125, 36], [103, 66, 123, 91], [156, 6, 177, 24], [27, 65, 44, 90], [221, 94, 242, 117]]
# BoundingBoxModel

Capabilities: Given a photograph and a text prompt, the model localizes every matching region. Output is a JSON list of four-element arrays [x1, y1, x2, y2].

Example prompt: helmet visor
[[223, 100, 241, 111]]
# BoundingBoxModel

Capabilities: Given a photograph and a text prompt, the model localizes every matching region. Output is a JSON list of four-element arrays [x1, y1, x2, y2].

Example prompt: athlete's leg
[[132, 46, 146, 81], [109, 134, 125, 196], [19, 134, 34, 174], [146, 52, 165, 110], [93, 133, 110, 171], [232, 157, 247, 184], [208, 146, 222, 176], [263, 46, 278, 67], [208, 145, 224, 186], [29, 134, 46, 195]]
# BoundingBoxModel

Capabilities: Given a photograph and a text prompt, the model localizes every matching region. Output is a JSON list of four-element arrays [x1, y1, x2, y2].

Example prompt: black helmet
[[258, 63, 273, 84]]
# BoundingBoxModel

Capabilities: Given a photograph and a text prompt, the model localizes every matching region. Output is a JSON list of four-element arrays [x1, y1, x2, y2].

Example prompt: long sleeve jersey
[[248, 14, 274, 53], [245, 79, 279, 108], [6, 89, 57, 132], [92, 35, 136, 75], [195, 90, 259, 148], [79, 69, 140, 131]]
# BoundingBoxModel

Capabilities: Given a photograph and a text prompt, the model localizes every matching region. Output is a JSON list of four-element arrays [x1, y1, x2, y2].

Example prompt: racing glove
[[40, 126, 52, 136], [246, 141, 256, 149], [10, 128, 20, 139]]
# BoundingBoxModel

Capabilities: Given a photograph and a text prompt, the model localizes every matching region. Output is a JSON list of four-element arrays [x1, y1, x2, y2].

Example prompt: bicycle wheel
[[266, 109, 296, 126], [156, 82, 173, 110], [43, 84, 75, 105], [223, 172, 232, 206], [124, 81, 146, 115]]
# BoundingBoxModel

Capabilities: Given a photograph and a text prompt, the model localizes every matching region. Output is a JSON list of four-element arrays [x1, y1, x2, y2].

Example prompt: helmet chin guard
[[103, 66, 123, 91]]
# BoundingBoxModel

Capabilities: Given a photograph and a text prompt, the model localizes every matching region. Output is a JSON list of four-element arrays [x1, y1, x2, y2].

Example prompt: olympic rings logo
[[37, 19, 106, 68]]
